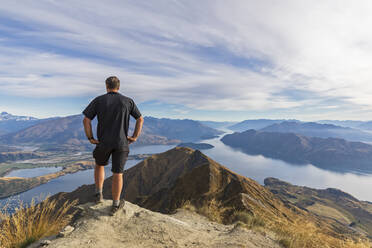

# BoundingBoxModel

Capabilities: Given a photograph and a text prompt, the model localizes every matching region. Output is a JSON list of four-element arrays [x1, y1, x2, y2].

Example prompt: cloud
[[0, 0, 372, 119]]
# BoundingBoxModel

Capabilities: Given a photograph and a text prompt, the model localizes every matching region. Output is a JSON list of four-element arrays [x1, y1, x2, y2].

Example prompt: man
[[82, 76, 144, 216]]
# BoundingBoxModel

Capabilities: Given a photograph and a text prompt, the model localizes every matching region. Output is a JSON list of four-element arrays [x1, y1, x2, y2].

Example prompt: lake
[[2, 132, 372, 212], [4, 167, 61, 178], [0, 144, 174, 211], [201, 130, 372, 202]]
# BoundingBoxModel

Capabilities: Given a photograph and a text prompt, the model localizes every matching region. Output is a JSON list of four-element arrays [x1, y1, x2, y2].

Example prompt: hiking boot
[[109, 200, 125, 216], [94, 192, 103, 204]]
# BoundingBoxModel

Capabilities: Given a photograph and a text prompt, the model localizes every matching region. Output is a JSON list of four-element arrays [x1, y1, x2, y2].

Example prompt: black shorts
[[93, 144, 129, 173]]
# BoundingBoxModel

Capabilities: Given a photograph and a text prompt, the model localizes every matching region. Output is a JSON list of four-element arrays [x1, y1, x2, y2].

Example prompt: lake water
[[0, 144, 175, 211], [200, 130, 372, 202], [4, 167, 61, 178], [2, 132, 372, 212]]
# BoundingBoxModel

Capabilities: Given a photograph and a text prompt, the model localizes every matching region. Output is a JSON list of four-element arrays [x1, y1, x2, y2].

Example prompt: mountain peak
[[53, 146, 277, 215], [0, 111, 37, 121]]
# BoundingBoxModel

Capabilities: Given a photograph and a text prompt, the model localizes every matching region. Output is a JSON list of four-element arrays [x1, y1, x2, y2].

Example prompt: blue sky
[[1, 1, 372, 121]]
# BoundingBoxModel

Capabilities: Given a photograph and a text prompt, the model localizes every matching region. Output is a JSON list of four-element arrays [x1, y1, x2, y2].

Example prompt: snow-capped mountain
[[0, 112, 38, 122], [0, 112, 40, 135]]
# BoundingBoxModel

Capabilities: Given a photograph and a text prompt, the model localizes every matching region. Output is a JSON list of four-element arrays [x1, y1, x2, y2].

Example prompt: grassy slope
[[265, 177, 372, 237]]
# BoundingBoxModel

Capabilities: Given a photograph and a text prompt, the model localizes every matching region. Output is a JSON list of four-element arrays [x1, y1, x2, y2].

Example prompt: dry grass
[[266, 215, 372, 248], [179, 199, 372, 248], [230, 210, 265, 229], [180, 199, 229, 223], [0, 196, 77, 248], [196, 199, 225, 223]]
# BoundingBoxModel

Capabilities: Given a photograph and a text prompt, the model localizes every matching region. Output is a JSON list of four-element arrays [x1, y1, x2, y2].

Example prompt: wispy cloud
[[0, 0, 372, 120]]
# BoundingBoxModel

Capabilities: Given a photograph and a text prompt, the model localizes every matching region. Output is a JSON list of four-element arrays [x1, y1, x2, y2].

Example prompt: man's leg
[[94, 164, 105, 203], [95, 164, 105, 189], [112, 173, 123, 204], [110, 150, 129, 214]]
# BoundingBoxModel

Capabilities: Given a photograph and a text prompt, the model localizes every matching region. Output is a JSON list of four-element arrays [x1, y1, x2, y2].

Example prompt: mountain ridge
[[261, 121, 372, 142], [0, 115, 221, 151]]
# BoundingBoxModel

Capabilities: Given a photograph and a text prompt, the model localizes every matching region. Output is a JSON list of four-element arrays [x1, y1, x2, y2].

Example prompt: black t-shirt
[[83, 92, 142, 151]]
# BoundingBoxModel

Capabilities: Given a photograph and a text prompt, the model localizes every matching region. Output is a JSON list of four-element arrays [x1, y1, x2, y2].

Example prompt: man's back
[[82, 75, 144, 215], [83, 92, 142, 150]]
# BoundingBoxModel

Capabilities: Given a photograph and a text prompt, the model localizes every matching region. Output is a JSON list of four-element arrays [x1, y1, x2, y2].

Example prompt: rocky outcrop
[[40, 200, 280, 248]]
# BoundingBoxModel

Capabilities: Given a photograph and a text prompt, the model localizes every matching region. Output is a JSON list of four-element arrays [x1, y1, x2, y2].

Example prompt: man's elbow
[[137, 116, 144, 123], [83, 116, 91, 125]]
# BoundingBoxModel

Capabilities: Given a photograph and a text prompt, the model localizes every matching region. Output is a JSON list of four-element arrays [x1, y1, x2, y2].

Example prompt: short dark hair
[[105, 76, 120, 89]]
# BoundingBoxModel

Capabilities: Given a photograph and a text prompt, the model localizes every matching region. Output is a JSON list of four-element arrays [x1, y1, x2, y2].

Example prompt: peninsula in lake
[[221, 129, 372, 174], [177, 142, 214, 150]]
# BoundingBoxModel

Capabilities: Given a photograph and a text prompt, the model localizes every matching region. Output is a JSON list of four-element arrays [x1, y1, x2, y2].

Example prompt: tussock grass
[[230, 210, 265, 229], [0, 196, 77, 248], [180, 199, 229, 223], [180, 199, 372, 248], [266, 216, 372, 248], [196, 199, 225, 223], [179, 200, 196, 212]]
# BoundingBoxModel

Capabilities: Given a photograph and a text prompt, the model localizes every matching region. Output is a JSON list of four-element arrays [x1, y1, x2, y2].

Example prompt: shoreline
[[0, 153, 152, 200]]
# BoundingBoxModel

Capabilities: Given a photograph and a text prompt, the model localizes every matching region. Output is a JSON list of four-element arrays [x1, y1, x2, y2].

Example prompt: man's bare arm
[[83, 117, 99, 144], [127, 116, 144, 144]]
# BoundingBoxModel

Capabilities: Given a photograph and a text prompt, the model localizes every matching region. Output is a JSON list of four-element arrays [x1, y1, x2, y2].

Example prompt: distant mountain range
[[227, 119, 300, 132], [0, 115, 92, 151], [133, 117, 223, 142], [357, 121, 372, 130], [260, 121, 372, 142], [0, 112, 44, 134], [228, 118, 372, 134], [318, 120, 372, 131], [0, 114, 222, 151], [199, 120, 237, 129], [221, 129, 372, 174], [317, 120, 366, 129]]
